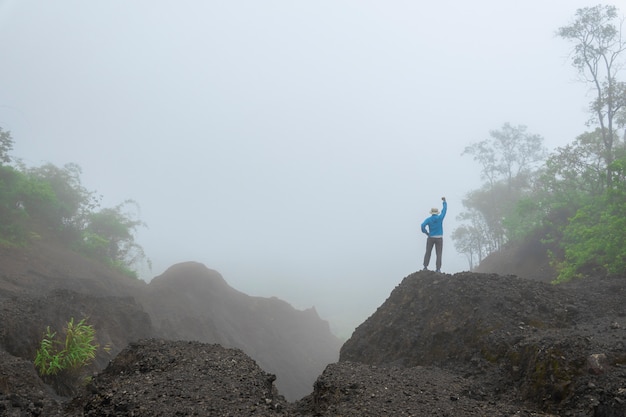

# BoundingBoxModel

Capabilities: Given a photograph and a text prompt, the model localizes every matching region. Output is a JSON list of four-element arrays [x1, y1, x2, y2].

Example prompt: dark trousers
[[424, 237, 443, 270]]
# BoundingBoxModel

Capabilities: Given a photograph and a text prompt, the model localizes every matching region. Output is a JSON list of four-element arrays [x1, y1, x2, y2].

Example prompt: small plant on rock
[[34, 317, 100, 395]]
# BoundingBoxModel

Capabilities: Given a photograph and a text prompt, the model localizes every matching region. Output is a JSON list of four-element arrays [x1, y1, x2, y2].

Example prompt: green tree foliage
[[540, 130, 608, 203], [0, 127, 149, 277], [454, 124, 546, 266], [451, 210, 491, 270], [454, 5, 626, 279], [80, 200, 150, 278], [554, 156, 626, 282], [0, 127, 14, 164], [0, 130, 23, 242], [22, 163, 100, 242], [531, 131, 626, 282], [501, 196, 545, 242], [524, 5, 626, 280], [0, 166, 25, 242], [0, 165, 61, 244], [462, 123, 546, 188], [558, 4, 626, 187]]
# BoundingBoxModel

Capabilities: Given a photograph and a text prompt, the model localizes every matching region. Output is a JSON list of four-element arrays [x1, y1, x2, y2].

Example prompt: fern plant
[[34, 317, 98, 376]]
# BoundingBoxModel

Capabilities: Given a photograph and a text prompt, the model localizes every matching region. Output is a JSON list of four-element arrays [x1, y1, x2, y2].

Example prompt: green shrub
[[34, 317, 100, 394]]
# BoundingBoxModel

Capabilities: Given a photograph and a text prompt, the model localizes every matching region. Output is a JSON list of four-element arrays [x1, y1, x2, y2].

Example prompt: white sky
[[0, 1, 619, 337]]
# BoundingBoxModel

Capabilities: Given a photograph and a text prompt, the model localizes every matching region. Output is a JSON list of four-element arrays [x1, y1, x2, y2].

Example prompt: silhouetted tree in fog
[[0, 127, 13, 164], [454, 124, 546, 267], [558, 4, 626, 188]]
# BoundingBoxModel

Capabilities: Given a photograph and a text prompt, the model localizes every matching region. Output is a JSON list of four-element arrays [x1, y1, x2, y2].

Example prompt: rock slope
[[0, 239, 340, 407], [340, 271, 626, 416], [2, 239, 626, 416]]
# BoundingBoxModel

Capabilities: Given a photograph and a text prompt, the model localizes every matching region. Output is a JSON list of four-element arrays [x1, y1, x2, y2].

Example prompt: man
[[421, 197, 447, 273]]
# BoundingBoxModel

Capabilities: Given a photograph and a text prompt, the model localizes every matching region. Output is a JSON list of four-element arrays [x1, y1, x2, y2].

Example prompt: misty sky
[[0, 1, 619, 337]]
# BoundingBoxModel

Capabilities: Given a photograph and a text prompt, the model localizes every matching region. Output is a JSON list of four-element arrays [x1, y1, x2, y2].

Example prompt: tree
[[538, 130, 608, 208], [460, 184, 507, 253], [0, 163, 68, 243], [554, 157, 626, 281], [24, 163, 100, 240], [501, 196, 546, 242], [462, 123, 546, 190], [452, 209, 493, 268], [529, 130, 626, 254], [81, 199, 149, 278], [455, 124, 546, 267], [0, 127, 23, 241], [0, 165, 30, 242], [536, 131, 626, 282], [558, 5, 626, 187], [0, 127, 13, 164], [0, 128, 150, 277]]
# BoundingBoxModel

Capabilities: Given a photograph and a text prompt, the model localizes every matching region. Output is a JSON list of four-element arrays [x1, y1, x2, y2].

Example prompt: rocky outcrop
[[3, 239, 626, 416], [66, 339, 290, 417], [66, 339, 554, 417], [340, 271, 626, 415]]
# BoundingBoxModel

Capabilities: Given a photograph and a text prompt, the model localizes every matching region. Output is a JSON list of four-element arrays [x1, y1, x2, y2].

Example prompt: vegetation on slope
[[0, 127, 149, 278], [453, 5, 626, 281]]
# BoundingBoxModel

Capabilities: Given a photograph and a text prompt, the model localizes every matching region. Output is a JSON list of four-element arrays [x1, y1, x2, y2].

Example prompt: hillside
[[0, 238, 341, 402], [474, 231, 558, 282], [1, 238, 626, 416]]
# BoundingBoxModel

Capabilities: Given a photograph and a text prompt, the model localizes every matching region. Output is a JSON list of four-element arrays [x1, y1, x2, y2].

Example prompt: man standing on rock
[[421, 197, 447, 273]]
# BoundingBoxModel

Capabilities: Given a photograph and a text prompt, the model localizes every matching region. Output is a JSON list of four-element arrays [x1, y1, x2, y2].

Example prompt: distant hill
[[139, 261, 341, 400]]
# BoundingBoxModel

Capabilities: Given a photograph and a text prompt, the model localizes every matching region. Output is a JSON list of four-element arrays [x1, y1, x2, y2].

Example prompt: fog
[[0, 1, 617, 337]]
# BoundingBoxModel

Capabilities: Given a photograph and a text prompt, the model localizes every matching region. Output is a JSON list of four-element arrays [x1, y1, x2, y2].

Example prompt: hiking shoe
[[436, 269, 441, 273], [423, 267, 428, 271]]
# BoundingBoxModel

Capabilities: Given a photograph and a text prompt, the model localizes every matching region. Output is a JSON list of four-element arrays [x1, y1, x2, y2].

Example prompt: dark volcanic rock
[[296, 361, 552, 417], [3, 238, 626, 416], [66, 339, 290, 416], [0, 349, 65, 417], [340, 271, 626, 415], [340, 271, 579, 367]]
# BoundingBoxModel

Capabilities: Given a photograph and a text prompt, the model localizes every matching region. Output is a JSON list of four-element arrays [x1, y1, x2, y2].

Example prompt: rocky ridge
[[1, 239, 626, 416]]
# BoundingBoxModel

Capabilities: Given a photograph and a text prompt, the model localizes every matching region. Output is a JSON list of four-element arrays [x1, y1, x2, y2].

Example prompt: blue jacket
[[421, 201, 447, 237]]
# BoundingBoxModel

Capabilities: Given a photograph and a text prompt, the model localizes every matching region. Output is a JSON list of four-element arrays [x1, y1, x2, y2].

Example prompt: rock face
[[0, 241, 154, 398], [339, 271, 626, 416], [341, 271, 576, 367], [66, 339, 290, 417], [2, 239, 626, 416]]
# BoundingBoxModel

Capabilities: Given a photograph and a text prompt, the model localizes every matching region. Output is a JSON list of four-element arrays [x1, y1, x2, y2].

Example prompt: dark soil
[[340, 271, 626, 416], [2, 238, 626, 416]]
